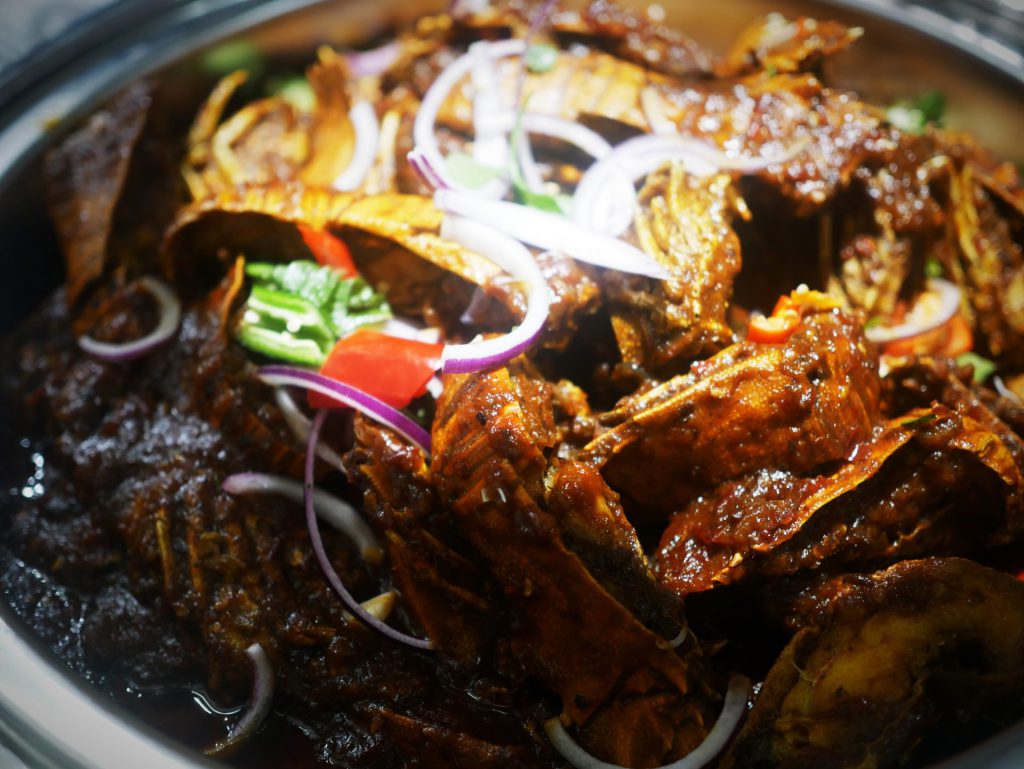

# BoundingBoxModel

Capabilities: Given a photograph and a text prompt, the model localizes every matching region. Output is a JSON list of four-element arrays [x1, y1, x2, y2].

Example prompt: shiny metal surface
[[0, 2, 1023, 768]]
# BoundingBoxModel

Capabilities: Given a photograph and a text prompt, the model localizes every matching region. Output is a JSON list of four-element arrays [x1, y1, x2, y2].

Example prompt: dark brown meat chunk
[[44, 82, 183, 313], [656, 405, 1024, 596], [345, 417, 495, 661], [582, 294, 879, 517], [431, 360, 714, 766], [602, 167, 744, 375], [721, 558, 1024, 769]]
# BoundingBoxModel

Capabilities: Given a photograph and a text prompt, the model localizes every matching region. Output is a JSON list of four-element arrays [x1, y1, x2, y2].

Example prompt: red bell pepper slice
[[310, 329, 444, 410], [297, 224, 358, 278]]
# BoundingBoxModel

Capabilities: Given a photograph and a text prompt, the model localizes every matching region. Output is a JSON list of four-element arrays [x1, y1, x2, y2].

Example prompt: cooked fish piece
[[601, 165, 746, 375], [44, 81, 182, 314], [183, 48, 356, 200], [720, 558, 1024, 769], [346, 416, 495, 660], [580, 291, 879, 517], [656, 403, 1024, 596], [431, 358, 714, 766]]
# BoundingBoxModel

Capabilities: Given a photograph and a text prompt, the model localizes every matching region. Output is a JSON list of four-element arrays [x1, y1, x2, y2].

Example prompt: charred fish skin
[[583, 295, 879, 518], [720, 558, 1024, 769], [431, 359, 716, 767]]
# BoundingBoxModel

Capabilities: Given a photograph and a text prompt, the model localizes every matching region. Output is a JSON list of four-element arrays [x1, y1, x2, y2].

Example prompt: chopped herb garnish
[[443, 152, 505, 190], [886, 89, 946, 134], [864, 316, 885, 330], [924, 257, 944, 279], [237, 260, 391, 364], [267, 76, 316, 112], [524, 44, 558, 74], [902, 411, 937, 427], [956, 352, 997, 383], [202, 40, 265, 78], [508, 103, 573, 216]]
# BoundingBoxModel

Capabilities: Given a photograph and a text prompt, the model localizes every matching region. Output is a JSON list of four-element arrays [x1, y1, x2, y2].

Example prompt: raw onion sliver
[[435, 190, 669, 280], [574, 134, 811, 237], [543, 674, 750, 769], [413, 38, 526, 194], [439, 215, 551, 373], [344, 41, 401, 78], [257, 366, 432, 454], [304, 410, 433, 650], [333, 101, 380, 191], [865, 278, 961, 344], [206, 643, 275, 757], [223, 472, 381, 562], [471, 41, 510, 170], [274, 388, 347, 472], [78, 276, 181, 362]]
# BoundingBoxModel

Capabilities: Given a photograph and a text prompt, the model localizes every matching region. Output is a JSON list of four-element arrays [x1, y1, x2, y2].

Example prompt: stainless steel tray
[[1, 1, 1023, 767]]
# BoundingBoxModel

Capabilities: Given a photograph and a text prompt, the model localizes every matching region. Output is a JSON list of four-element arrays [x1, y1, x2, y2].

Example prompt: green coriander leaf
[[864, 316, 885, 330], [268, 76, 316, 112], [202, 40, 264, 78], [923, 257, 944, 279], [956, 352, 997, 383], [444, 152, 505, 190], [902, 411, 937, 427], [524, 44, 558, 74]]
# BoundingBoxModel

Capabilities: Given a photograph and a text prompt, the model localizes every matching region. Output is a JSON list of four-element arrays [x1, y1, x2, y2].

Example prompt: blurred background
[[0, 0, 1022, 76]]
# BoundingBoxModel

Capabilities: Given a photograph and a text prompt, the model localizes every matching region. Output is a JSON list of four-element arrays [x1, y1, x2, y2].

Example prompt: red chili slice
[[310, 329, 443, 410], [297, 224, 358, 278]]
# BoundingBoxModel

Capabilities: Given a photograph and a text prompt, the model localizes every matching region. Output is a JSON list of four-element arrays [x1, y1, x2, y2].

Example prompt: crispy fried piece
[[581, 294, 879, 517], [657, 404, 1024, 596], [603, 166, 745, 374], [720, 558, 1024, 769], [431, 45, 658, 134], [346, 417, 495, 660], [183, 49, 356, 200], [432, 359, 714, 765], [557, 0, 713, 78], [44, 82, 151, 305], [547, 460, 684, 639], [883, 356, 1024, 469], [640, 73, 890, 214], [44, 81, 183, 312], [718, 14, 863, 77], [949, 163, 1024, 363], [162, 186, 505, 320], [371, 709, 541, 769]]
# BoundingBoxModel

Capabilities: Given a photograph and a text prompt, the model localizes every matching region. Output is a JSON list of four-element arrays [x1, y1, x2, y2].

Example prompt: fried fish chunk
[[721, 558, 1024, 769]]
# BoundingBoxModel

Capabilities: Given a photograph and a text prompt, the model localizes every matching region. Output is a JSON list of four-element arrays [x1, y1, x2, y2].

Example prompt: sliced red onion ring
[[408, 146, 451, 191], [439, 215, 551, 373], [471, 42, 510, 170], [257, 366, 432, 454], [473, 112, 612, 162], [206, 643, 274, 757], [574, 134, 811, 237], [413, 38, 525, 194], [223, 472, 381, 562], [274, 388, 347, 472], [994, 375, 1022, 404], [344, 41, 401, 78], [435, 190, 669, 280], [333, 101, 380, 191], [77, 276, 181, 362], [305, 410, 433, 650], [543, 674, 750, 769], [865, 278, 961, 344]]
